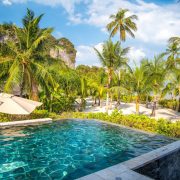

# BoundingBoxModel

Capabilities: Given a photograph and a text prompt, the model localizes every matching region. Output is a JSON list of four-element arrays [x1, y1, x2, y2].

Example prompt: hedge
[[60, 110, 180, 138]]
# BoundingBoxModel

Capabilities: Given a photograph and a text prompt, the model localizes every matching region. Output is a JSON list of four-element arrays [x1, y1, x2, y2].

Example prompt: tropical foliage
[[106, 8, 138, 41], [0, 8, 180, 122], [60, 110, 180, 138], [94, 39, 129, 111], [0, 9, 55, 100]]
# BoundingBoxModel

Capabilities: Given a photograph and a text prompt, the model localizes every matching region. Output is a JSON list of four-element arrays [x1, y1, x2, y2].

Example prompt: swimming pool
[[0, 119, 175, 179]]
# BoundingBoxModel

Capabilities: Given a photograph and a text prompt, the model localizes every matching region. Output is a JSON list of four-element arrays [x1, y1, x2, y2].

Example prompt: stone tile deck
[[0, 118, 52, 127], [77, 167, 152, 180], [76, 141, 180, 180]]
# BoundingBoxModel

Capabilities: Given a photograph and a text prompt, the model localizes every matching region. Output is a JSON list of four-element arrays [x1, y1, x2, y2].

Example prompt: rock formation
[[50, 38, 76, 69]]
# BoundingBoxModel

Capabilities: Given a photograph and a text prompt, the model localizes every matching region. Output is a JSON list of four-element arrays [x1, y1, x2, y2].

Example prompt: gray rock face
[[50, 48, 75, 69], [50, 38, 76, 69]]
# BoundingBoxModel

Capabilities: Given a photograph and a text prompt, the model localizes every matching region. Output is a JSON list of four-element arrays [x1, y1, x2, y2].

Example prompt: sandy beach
[[84, 98, 180, 122]]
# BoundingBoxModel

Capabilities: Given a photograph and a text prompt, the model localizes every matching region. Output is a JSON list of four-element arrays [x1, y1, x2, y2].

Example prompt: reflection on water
[[0, 161, 27, 173], [0, 127, 29, 137], [0, 120, 175, 179]]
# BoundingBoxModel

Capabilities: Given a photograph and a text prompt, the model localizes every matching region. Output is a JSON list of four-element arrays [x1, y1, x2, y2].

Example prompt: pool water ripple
[[0, 119, 175, 179]]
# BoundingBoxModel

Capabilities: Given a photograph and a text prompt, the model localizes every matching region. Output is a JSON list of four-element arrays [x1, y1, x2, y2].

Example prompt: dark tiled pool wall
[[135, 149, 180, 180]]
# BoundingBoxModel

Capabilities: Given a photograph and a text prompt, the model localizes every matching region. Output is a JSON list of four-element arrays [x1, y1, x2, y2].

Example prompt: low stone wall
[[135, 145, 180, 180], [0, 118, 52, 127]]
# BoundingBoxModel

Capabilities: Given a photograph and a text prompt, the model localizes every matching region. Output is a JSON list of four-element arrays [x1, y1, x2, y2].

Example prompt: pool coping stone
[[0, 118, 52, 127], [76, 140, 180, 180]]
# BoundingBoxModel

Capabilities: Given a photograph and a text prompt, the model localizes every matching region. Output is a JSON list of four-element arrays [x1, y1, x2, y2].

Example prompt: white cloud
[[76, 43, 103, 66], [127, 47, 146, 65], [80, 0, 180, 44], [3, 0, 179, 45], [2, 0, 12, 5], [1, 0, 81, 12], [1, 0, 180, 64], [35, 0, 81, 14], [76, 44, 146, 67], [1, 0, 85, 23]]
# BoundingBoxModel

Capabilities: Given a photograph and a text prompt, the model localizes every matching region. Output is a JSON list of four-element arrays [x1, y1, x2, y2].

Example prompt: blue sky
[[0, 0, 179, 66]]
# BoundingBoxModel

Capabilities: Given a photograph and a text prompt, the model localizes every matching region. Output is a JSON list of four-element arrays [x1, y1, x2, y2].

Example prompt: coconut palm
[[169, 36, 180, 45], [140, 59, 153, 108], [148, 54, 166, 116], [111, 68, 129, 107], [94, 39, 129, 111], [0, 9, 55, 100], [162, 69, 180, 112], [106, 9, 138, 41], [127, 64, 149, 114], [165, 40, 180, 69], [79, 77, 87, 111]]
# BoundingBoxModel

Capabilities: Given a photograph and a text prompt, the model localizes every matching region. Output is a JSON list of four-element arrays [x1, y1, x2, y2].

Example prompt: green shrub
[[119, 95, 152, 103], [60, 110, 180, 138], [0, 110, 60, 122], [159, 99, 178, 110], [0, 113, 10, 122]]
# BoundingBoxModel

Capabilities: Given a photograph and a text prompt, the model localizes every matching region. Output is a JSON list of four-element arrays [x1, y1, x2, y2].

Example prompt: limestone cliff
[[50, 38, 76, 69]]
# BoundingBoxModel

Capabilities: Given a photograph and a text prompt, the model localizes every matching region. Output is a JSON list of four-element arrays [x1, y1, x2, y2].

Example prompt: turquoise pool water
[[0, 119, 175, 179]]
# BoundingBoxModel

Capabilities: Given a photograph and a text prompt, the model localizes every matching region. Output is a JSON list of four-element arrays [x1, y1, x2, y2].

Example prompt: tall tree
[[165, 39, 180, 69], [162, 69, 180, 112], [106, 9, 138, 41], [148, 54, 166, 116], [111, 68, 130, 107], [169, 36, 180, 45], [127, 63, 149, 114], [79, 77, 87, 111], [0, 9, 54, 100], [94, 39, 129, 111]]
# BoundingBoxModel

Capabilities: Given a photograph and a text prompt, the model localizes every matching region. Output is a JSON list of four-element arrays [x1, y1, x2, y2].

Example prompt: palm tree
[[128, 64, 148, 114], [97, 71, 106, 107], [106, 9, 138, 41], [79, 77, 87, 111], [0, 9, 54, 100], [162, 69, 180, 112], [148, 54, 166, 116], [111, 68, 129, 107], [169, 36, 180, 45], [165, 40, 180, 69], [140, 59, 153, 108], [94, 39, 129, 111]]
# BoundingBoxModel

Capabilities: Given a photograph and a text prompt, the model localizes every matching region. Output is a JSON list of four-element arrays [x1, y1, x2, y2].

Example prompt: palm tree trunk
[[136, 95, 140, 114], [178, 96, 180, 112], [95, 97, 97, 105], [117, 91, 121, 105], [49, 94, 53, 113], [20, 64, 25, 97], [31, 78, 39, 101], [146, 95, 149, 108], [106, 69, 112, 112], [151, 95, 157, 116], [80, 97, 84, 111], [106, 91, 109, 112], [117, 70, 121, 105], [98, 97, 101, 106]]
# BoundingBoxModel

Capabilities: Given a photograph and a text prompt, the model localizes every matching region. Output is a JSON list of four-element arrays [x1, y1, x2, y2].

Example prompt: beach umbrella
[[0, 93, 42, 115]]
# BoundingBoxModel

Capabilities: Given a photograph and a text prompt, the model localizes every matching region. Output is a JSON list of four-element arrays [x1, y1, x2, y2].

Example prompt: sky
[[0, 0, 180, 66]]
